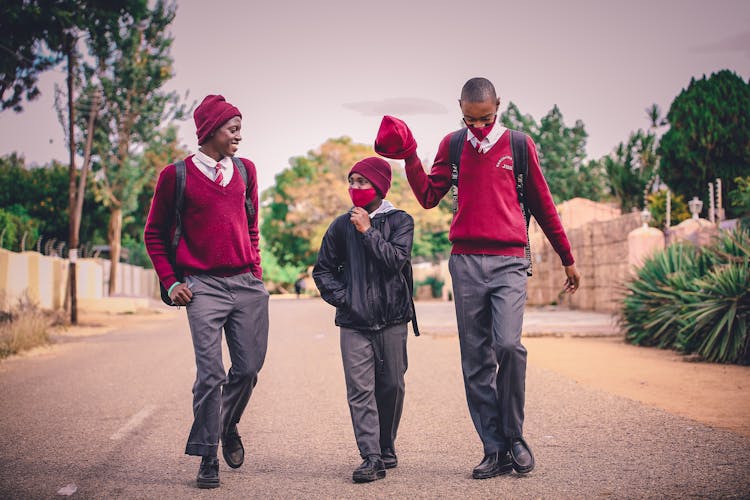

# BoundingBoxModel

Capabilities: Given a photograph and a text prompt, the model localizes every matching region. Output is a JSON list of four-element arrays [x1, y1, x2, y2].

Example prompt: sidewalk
[[414, 301, 619, 337]]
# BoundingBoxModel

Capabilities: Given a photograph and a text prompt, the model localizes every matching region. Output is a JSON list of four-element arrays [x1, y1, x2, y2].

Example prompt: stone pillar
[[627, 225, 665, 272]]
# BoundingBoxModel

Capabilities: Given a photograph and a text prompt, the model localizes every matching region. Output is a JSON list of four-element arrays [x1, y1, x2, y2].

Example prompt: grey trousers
[[340, 323, 408, 458], [183, 272, 269, 457], [449, 254, 528, 455]]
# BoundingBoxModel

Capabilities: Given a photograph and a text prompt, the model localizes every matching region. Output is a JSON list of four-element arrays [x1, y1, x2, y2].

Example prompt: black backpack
[[448, 128, 533, 276], [159, 157, 256, 305]]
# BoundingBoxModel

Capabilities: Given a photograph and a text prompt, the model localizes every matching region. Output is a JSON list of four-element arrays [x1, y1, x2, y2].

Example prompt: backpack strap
[[449, 128, 468, 214], [231, 156, 256, 218], [170, 160, 187, 257], [510, 130, 533, 276]]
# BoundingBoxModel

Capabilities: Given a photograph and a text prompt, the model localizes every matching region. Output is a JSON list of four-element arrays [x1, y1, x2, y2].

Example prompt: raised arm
[[403, 134, 453, 209]]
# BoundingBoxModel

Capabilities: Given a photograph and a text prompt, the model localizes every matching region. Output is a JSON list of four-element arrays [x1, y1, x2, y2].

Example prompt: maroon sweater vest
[[144, 156, 261, 290], [405, 130, 574, 266]]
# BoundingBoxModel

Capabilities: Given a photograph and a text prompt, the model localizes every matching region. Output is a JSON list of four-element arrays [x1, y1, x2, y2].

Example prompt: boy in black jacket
[[313, 157, 416, 483]]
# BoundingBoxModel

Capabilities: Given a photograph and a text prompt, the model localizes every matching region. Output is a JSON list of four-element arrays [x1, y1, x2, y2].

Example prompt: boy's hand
[[563, 264, 581, 294], [170, 283, 193, 306], [349, 207, 371, 234]]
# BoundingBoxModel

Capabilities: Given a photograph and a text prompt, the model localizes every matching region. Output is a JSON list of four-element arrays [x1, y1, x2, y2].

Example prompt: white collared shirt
[[467, 116, 507, 154], [192, 150, 235, 186]]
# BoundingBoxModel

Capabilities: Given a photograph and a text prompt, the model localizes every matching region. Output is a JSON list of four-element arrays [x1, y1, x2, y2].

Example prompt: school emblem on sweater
[[495, 156, 513, 171]]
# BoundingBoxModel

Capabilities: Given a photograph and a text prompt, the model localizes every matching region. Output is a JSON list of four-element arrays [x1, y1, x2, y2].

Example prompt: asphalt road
[[0, 298, 748, 499]]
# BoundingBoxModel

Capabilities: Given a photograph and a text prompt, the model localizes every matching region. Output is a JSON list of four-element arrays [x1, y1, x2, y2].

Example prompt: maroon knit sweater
[[405, 130, 574, 266], [144, 155, 262, 290]]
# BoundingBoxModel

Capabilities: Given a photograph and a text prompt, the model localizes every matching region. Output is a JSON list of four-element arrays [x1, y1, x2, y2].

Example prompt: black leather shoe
[[352, 455, 386, 483], [510, 437, 535, 474], [222, 426, 244, 469], [197, 456, 220, 489], [472, 451, 513, 479], [381, 448, 398, 469]]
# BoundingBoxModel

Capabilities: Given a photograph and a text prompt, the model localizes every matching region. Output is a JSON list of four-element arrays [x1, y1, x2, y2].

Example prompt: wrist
[[167, 281, 181, 296]]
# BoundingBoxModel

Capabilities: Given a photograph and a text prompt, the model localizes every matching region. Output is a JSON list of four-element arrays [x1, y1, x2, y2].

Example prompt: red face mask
[[466, 121, 495, 141], [349, 187, 377, 207]]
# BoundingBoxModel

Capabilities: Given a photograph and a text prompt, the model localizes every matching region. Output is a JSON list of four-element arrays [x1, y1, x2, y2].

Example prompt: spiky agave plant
[[704, 226, 750, 266], [678, 263, 750, 364], [621, 243, 706, 347]]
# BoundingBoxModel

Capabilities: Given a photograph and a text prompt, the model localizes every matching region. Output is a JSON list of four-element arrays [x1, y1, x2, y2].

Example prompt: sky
[[1, 0, 749, 193]]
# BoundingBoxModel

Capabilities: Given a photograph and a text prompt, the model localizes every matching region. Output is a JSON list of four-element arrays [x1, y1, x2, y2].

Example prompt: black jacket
[[313, 208, 419, 335]]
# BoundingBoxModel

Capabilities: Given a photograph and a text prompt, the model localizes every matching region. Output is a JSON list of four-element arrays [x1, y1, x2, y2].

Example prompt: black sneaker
[[381, 448, 398, 469], [472, 451, 513, 479], [352, 455, 386, 483], [222, 425, 245, 469], [197, 456, 220, 489]]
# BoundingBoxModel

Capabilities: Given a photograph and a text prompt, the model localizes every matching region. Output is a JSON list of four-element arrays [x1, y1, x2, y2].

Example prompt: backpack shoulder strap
[[509, 130, 533, 276], [449, 128, 467, 214], [509, 130, 529, 222], [449, 128, 468, 186], [231, 156, 256, 218], [171, 160, 186, 253]]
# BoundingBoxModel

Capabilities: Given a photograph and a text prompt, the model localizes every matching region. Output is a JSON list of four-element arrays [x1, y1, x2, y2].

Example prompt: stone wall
[[527, 212, 641, 312]]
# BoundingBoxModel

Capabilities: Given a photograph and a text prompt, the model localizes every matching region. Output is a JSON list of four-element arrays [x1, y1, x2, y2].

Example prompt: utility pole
[[65, 29, 78, 325]]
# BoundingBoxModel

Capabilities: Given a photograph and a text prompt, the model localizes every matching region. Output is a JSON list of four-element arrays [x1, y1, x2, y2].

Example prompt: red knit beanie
[[348, 157, 392, 197], [194, 95, 242, 144]]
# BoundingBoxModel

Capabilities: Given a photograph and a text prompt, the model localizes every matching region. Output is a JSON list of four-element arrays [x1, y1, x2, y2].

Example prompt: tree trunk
[[107, 207, 123, 296]]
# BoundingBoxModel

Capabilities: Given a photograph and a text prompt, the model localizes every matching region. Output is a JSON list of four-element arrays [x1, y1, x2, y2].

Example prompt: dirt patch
[[526, 335, 750, 438]]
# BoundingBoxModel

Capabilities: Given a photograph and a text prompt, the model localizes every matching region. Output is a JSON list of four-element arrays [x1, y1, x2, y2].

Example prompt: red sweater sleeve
[[524, 136, 575, 266], [404, 134, 453, 209], [144, 164, 179, 289], [240, 158, 263, 279]]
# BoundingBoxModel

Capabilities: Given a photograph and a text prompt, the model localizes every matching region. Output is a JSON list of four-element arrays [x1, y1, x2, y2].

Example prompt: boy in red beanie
[[144, 94, 269, 489], [379, 78, 581, 479], [313, 157, 418, 483]]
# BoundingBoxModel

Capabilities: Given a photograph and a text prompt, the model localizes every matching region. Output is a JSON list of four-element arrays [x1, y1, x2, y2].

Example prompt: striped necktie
[[214, 163, 223, 185]]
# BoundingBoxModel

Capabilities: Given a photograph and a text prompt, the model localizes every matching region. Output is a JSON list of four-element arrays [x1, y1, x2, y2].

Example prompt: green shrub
[[0, 207, 40, 251], [622, 227, 749, 364], [729, 176, 750, 217], [622, 243, 703, 347], [416, 275, 444, 298], [646, 189, 690, 229], [677, 263, 749, 363]]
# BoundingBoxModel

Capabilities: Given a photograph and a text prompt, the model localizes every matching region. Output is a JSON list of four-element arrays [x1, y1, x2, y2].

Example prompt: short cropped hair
[[460, 77, 497, 103]]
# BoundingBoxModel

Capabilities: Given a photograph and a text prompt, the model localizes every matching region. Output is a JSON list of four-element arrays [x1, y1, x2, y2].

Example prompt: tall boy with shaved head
[[145, 95, 269, 489], [376, 78, 581, 479]]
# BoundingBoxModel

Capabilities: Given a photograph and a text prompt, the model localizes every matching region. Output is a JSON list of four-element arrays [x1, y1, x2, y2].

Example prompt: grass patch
[[0, 293, 60, 359]]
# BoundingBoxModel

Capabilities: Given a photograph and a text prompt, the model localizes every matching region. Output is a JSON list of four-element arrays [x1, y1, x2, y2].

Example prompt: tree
[[603, 129, 659, 212], [0, 2, 64, 112], [0, 154, 108, 249], [262, 137, 373, 268], [123, 125, 188, 267], [500, 102, 606, 203], [659, 70, 750, 218], [261, 137, 454, 279], [82, 0, 187, 294]]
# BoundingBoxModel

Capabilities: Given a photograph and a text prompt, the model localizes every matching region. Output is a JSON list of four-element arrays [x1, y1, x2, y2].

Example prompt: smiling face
[[204, 116, 242, 158]]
